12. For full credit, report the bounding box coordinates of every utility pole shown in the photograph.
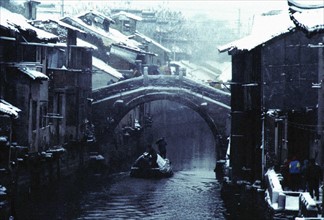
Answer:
[237,8,241,37]
[60,0,64,18]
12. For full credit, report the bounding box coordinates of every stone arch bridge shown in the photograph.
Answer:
[91,74,231,157]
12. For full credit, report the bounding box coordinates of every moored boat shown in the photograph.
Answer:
[264,169,319,219]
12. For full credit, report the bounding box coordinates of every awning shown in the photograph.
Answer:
[18,66,49,80]
[0,99,21,118]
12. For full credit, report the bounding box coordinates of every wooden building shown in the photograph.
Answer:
[61,10,154,72]
[0,6,93,155]
[111,11,142,35]
[130,32,171,66]
[0,99,21,169]
[219,9,324,181]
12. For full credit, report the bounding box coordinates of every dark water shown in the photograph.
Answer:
[74,108,227,219]
[14,103,227,219]
[75,170,225,220]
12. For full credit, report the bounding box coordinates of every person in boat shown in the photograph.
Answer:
[156,137,167,159]
[146,144,158,167]
[305,158,322,200]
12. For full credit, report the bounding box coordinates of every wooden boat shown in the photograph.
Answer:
[130,152,173,178]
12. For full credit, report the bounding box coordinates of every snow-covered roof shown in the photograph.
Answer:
[110,44,139,64]
[218,7,324,53]
[0,7,58,42]
[108,27,141,49]
[218,11,294,53]
[0,99,21,118]
[61,16,142,51]
[133,32,171,53]
[289,8,324,33]
[40,18,86,33]
[78,10,115,23]
[92,57,123,79]
[112,43,156,56]
[171,60,220,83]
[18,66,49,80]
[111,11,143,21]
[77,38,98,50]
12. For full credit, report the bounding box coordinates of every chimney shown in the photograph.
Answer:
[24,0,40,20]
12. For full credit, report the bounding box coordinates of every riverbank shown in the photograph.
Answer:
[220,169,324,220]
[221,178,267,220]
[0,137,140,219]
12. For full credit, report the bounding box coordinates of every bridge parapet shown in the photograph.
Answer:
[92,74,231,159]
[92,75,230,106]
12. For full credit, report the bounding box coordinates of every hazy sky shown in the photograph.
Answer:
[29,0,290,18]
[13,0,322,20]
[85,0,288,17]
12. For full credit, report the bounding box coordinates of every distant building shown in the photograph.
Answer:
[109,11,171,66]
[78,10,115,32]
[36,2,61,20]
[129,32,171,66]
[61,10,155,71]
[111,11,142,35]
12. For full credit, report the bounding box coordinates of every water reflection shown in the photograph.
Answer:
[14,103,226,219]
[150,102,217,172]
[75,105,225,219]
[76,171,225,219]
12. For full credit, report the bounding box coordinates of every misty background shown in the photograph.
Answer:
[8,0,289,64]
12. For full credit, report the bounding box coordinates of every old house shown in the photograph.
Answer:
[110,11,171,69]
[60,11,154,72]
[0,7,58,153]
[112,8,191,62]
[219,8,324,181]
[32,19,125,92]
[1,6,93,157]
[111,11,142,35]
[129,32,171,66]
[78,10,115,32]
[30,18,94,144]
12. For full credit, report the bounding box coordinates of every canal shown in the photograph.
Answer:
[13,103,227,219]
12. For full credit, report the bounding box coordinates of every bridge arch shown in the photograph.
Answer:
[92,75,230,158]
[111,92,219,141]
